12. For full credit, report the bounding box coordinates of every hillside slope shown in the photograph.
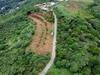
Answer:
[48,0,100,75]
[0,0,51,75]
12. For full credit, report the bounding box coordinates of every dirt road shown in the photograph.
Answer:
[39,11,57,75]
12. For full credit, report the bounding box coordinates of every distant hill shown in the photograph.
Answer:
[0,0,28,14]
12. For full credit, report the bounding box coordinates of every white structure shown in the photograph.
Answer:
[1,7,6,10]
[49,2,56,6]
[58,0,68,1]
[34,2,56,11]
[16,7,19,9]
[51,32,54,36]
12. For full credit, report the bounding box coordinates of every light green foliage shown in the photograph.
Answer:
[0,15,50,75]
[89,0,100,19]
[0,0,51,75]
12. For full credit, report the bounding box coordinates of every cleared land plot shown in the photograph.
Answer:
[28,13,53,54]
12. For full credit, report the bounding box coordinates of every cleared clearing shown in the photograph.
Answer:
[28,13,53,54]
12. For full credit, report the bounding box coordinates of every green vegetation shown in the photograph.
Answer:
[0,0,100,75]
[48,0,100,75]
[0,0,51,75]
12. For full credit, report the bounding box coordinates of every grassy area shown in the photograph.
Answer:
[56,0,94,18]
[71,0,94,3]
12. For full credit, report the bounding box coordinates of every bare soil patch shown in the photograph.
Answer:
[28,13,53,54]
[64,1,80,13]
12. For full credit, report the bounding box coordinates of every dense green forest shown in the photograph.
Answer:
[48,0,100,75]
[0,0,51,75]
[0,0,100,75]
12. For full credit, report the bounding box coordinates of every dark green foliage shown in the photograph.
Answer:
[0,49,49,75]
[49,1,100,75]
[89,0,100,19]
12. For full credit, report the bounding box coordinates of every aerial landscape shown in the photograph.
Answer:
[0,0,100,75]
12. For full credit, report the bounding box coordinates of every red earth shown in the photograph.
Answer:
[28,13,53,54]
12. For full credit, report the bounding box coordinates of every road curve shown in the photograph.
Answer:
[39,11,57,75]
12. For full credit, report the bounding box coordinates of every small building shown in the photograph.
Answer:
[34,2,56,11]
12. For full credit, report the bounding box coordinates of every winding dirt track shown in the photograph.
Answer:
[39,11,57,75]
[28,13,53,54]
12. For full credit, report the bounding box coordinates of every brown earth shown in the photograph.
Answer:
[67,1,80,12]
[63,1,80,13]
[28,13,53,54]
